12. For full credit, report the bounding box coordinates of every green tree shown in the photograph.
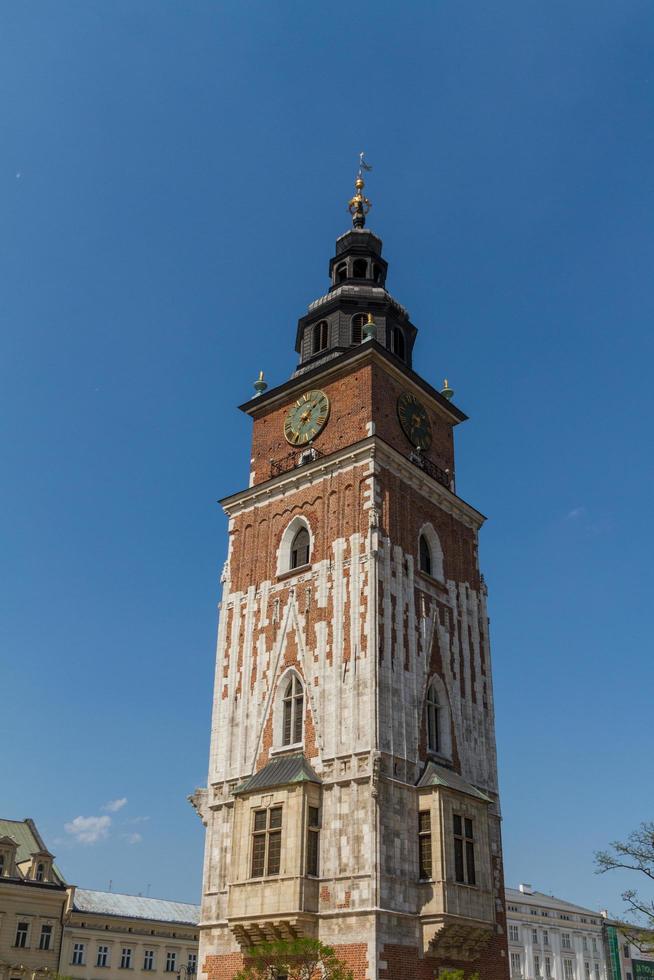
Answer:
[232,938,354,980]
[596,821,654,952]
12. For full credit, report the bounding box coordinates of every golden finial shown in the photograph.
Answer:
[348,152,372,228]
[253,370,268,397]
[362,312,377,342]
[440,378,454,401]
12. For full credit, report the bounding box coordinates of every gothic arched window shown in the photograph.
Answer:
[351,313,367,345]
[290,527,310,569]
[419,534,432,576]
[426,681,441,754]
[282,674,304,746]
[353,258,368,279]
[391,327,406,361]
[313,320,328,354]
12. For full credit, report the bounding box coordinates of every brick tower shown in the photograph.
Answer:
[192,164,510,980]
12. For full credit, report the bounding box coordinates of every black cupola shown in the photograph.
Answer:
[294,161,418,376]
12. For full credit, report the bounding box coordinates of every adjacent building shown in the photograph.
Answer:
[605,921,654,980]
[0,819,199,980]
[506,884,607,980]
[61,889,199,980]
[0,819,68,980]
[194,167,510,978]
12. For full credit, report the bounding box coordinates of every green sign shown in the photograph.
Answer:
[633,961,654,980]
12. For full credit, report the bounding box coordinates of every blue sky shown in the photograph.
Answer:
[2,1,653,913]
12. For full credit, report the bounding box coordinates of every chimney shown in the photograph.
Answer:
[519,883,534,895]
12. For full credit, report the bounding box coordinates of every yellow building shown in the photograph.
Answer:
[0,819,68,980]
[62,888,200,980]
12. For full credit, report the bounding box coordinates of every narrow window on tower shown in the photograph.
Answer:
[353,258,368,279]
[335,262,347,283]
[418,810,432,879]
[390,326,406,360]
[351,313,367,345]
[251,806,283,877]
[282,674,304,746]
[419,534,432,575]
[35,862,45,882]
[453,813,476,885]
[426,681,440,753]
[373,263,383,283]
[306,806,320,876]
[312,320,328,354]
[290,527,310,569]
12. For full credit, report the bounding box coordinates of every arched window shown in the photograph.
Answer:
[373,263,383,284]
[282,674,304,745]
[352,258,368,279]
[336,263,347,283]
[426,682,440,753]
[0,854,5,877]
[313,320,328,354]
[391,327,406,360]
[417,524,444,582]
[35,862,44,882]
[290,527,310,569]
[419,534,432,576]
[351,313,367,345]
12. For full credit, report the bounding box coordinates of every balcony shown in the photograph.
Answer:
[408,449,453,491]
[270,447,323,478]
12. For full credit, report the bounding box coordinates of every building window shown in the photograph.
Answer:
[35,862,45,881]
[419,534,432,575]
[120,948,132,969]
[418,810,432,880]
[585,963,591,980]
[352,259,367,279]
[426,681,441,753]
[533,929,538,943]
[592,939,597,954]
[97,946,109,968]
[390,326,406,360]
[282,674,304,745]
[39,925,53,951]
[165,953,177,973]
[564,960,575,980]
[562,933,572,950]
[583,938,589,953]
[72,943,86,965]
[312,320,328,354]
[509,925,520,943]
[143,951,154,971]
[624,946,630,959]
[251,806,283,877]
[535,955,541,976]
[453,813,476,885]
[306,806,320,877]
[0,854,4,876]
[290,527,310,569]
[511,952,522,977]
[15,922,29,949]
[544,930,549,945]
[187,954,197,975]
[594,966,600,980]
[335,262,347,283]
[545,957,552,978]
[351,313,367,345]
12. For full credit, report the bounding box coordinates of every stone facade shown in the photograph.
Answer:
[194,205,510,979]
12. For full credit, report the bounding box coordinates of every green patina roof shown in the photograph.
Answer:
[0,818,66,884]
[234,754,321,795]
[417,761,493,802]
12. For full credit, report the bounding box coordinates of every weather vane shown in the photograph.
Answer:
[348,151,372,228]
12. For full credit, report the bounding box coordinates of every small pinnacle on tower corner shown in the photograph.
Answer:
[348,152,373,229]
[253,370,268,397]
[441,378,454,400]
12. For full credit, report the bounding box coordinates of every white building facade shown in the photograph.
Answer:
[506,885,607,980]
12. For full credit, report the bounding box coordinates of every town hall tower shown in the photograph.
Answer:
[192,166,510,980]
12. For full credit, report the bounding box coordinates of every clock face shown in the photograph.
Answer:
[284,389,330,446]
[397,391,432,451]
